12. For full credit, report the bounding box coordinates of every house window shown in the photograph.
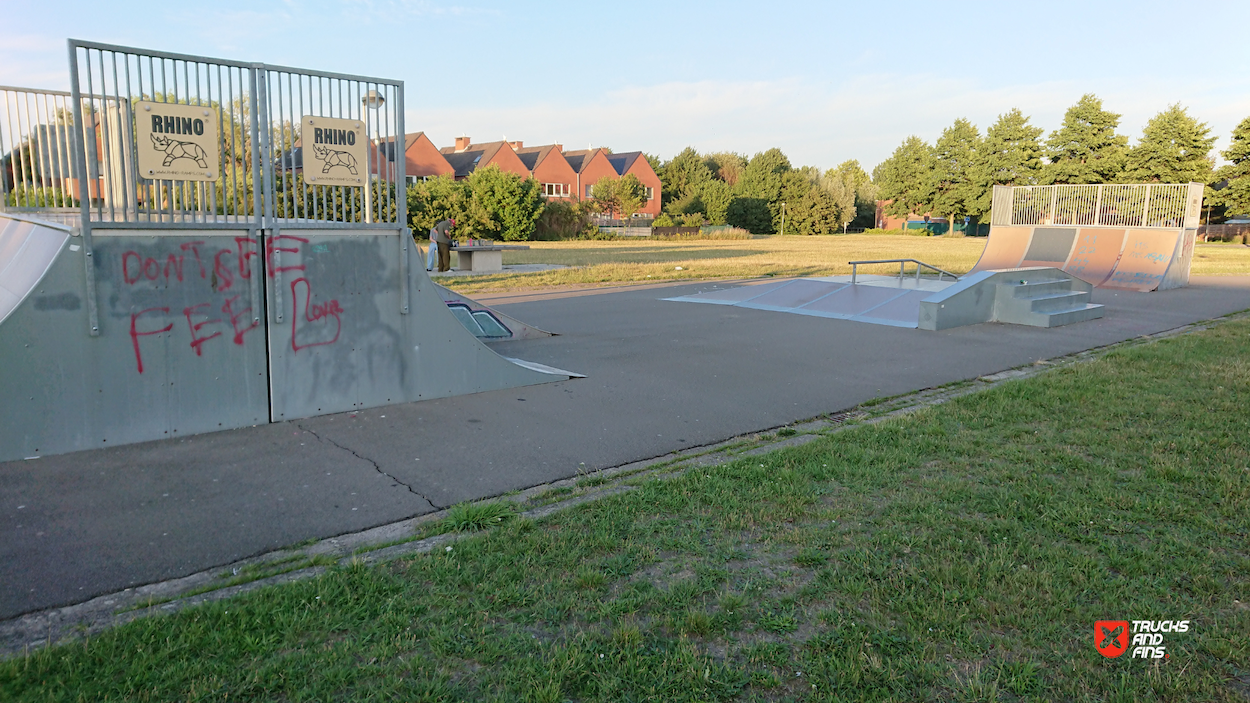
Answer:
[644,186,654,200]
[585,185,593,199]
[543,183,568,197]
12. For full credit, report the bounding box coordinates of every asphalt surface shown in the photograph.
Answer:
[3,275,1249,620]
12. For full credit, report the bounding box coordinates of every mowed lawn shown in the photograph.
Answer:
[4,317,1247,701]
[442,235,1250,294]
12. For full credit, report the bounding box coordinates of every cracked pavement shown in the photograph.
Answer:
[2,275,1249,621]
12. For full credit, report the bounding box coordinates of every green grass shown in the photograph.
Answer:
[3,319,1249,701]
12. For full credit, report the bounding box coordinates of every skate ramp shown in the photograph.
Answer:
[665,275,956,329]
[0,213,579,462]
[435,283,556,342]
[0,214,72,327]
[979,183,1201,291]
[971,225,1195,291]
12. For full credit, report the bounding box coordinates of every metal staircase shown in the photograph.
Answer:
[995,271,1105,328]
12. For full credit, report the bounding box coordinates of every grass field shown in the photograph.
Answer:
[4,316,1247,701]
[440,236,1250,294]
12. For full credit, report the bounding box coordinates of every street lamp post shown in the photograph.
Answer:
[781,202,786,236]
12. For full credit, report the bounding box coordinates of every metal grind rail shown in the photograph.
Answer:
[849,259,960,284]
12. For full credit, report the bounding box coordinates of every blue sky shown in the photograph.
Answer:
[3,0,1248,172]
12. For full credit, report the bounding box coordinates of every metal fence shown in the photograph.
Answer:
[61,39,406,229]
[0,86,87,212]
[990,183,1203,229]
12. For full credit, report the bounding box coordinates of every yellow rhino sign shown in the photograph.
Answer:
[136,101,220,182]
[303,115,367,187]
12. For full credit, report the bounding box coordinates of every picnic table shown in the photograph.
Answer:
[453,243,529,272]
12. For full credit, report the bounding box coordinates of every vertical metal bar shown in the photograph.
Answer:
[274,71,287,223]
[0,92,8,208]
[297,73,307,221]
[258,69,275,228]
[83,51,102,220]
[362,81,373,224]
[395,81,406,228]
[248,65,263,230]
[1141,185,1151,228]
[270,226,283,323]
[1094,184,1103,227]
[68,41,100,336]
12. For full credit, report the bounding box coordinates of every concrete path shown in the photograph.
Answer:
[3,275,1248,620]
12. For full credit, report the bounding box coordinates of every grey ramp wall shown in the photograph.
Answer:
[0,221,570,462]
[265,231,564,422]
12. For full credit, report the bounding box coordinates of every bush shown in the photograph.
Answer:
[535,200,596,239]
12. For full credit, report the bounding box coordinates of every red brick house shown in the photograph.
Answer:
[371,131,454,184]
[514,143,576,200]
[606,151,661,218]
[562,148,619,203]
[439,137,530,180]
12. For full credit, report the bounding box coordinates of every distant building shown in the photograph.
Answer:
[606,151,661,218]
[514,143,576,200]
[562,148,619,203]
[439,137,529,180]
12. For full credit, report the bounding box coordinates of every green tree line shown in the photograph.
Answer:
[875,95,1250,228]
[650,148,877,234]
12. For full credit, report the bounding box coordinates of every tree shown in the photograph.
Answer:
[819,171,858,232]
[407,175,469,234]
[1211,116,1250,216]
[824,160,878,228]
[695,179,734,225]
[1122,104,1216,184]
[873,136,934,221]
[786,187,840,235]
[973,108,1043,216]
[463,165,545,241]
[591,173,647,219]
[737,148,793,233]
[930,118,983,225]
[1043,94,1129,184]
[725,197,772,233]
[659,147,712,207]
[704,152,745,186]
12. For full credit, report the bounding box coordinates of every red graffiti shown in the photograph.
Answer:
[179,240,207,278]
[130,307,174,374]
[267,235,308,278]
[213,249,235,291]
[234,237,258,279]
[290,277,342,352]
[163,253,184,282]
[123,251,187,284]
[222,295,258,345]
[183,302,223,356]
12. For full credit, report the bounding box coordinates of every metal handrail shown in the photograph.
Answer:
[849,259,960,284]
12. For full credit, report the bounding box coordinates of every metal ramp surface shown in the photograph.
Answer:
[665,275,957,329]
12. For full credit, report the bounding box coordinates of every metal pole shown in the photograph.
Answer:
[67,41,101,336]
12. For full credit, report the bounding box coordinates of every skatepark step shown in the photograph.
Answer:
[920,267,1104,330]
[996,277,1103,326]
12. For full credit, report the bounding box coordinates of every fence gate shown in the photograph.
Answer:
[0,40,570,462]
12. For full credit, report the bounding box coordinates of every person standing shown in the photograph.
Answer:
[430,217,455,273]
[426,227,438,272]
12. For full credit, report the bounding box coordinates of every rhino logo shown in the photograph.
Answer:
[312,143,358,175]
[150,134,209,168]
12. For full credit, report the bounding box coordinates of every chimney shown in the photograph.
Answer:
[554,144,562,152]
[454,135,471,152]
[508,140,523,150]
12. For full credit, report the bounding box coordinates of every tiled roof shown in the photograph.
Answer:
[607,151,645,175]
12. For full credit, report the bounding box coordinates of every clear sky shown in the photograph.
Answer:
[3,0,1248,172]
